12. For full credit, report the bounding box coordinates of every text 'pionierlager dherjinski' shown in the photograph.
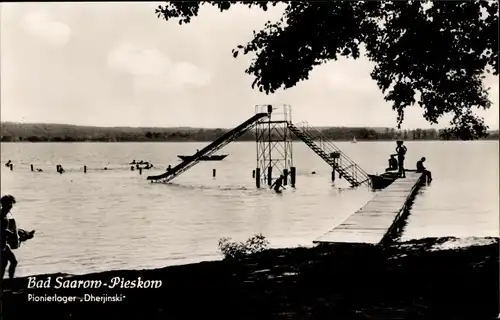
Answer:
[27,276,163,289]
[28,293,126,304]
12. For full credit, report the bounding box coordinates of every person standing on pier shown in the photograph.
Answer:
[395,141,407,178]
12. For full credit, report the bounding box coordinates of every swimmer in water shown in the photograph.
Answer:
[270,174,285,193]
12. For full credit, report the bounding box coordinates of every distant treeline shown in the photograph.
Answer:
[0,122,498,142]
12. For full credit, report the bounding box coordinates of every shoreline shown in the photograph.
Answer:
[2,236,498,319]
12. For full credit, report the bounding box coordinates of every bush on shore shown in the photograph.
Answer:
[218,234,270,259]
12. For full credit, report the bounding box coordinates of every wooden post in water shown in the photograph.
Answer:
[213,169,216,177]
[252,170,255,178]
[31,164,34,172]
[56,165,60,173]
[9,164,13,171]
[283,169,289,186]
[331,153,340,182]
[255,168,261,188]
[290,167,296,187]
[84,166,87,173]
[267,167,272,186]
[139,168,142,175]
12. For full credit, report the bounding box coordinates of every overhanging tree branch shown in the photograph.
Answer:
[156,0,499,140]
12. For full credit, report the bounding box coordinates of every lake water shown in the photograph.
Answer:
[1,141,498,277]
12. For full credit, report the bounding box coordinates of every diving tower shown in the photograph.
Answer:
[147,104,369,188]
[254,104,294,187]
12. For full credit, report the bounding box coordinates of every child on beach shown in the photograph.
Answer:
[1,195,35,280]
[1,195,18,280]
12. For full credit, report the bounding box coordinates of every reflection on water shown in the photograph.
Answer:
[1,141,498,277]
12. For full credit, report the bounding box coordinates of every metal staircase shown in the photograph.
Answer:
[147,112,269,183]
[288,121,370,187]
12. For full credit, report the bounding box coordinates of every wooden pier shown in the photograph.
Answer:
[314,172,425,245]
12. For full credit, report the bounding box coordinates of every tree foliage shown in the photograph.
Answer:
[156,1,498,139]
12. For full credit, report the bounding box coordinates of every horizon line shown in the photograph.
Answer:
[2,121,498,131]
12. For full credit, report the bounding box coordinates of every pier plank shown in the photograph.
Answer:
[314,172,424,244]
[317,229,386,244]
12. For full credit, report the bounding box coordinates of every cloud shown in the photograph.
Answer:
[22,10,71,46]
[107,44,168,76]
[107,43,211,91]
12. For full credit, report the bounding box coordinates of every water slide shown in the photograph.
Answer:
[147,112,269,183]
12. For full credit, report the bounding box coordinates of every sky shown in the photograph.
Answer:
[1,2,498,129]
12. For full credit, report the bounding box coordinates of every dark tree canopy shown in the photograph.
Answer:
[156,1,499,140]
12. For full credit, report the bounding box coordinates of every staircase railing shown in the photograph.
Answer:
[290,121,370,186]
